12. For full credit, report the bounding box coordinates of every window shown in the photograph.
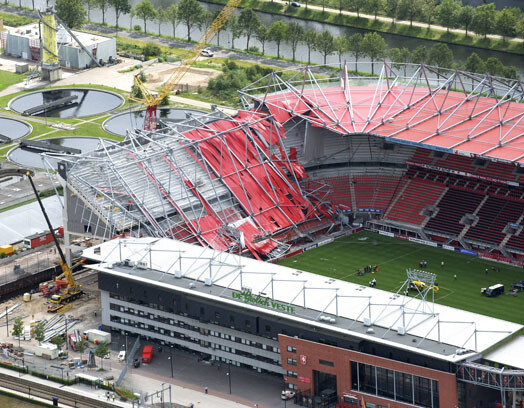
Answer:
[287,345,296,353]
[319,359,334,367]
[351,362,438,408]
[287,358,297,366]
[286,370,298,378]
[286,383,298,391]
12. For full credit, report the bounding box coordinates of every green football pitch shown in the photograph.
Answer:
[278,231,524,325]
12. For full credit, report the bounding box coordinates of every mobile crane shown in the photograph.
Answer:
[24,171,83,313]
[130,0,241,130]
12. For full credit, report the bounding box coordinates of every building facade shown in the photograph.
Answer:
[85,238,524,408]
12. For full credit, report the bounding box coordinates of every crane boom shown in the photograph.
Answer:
[25,172,83,312]
[130,0,242,130]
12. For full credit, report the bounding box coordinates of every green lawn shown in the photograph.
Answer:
[0,70,25,93]
[278,231,524,324]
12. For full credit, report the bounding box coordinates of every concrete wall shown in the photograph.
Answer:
[5,34,31,59]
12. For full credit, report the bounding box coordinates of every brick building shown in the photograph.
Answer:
[83,237,524,408]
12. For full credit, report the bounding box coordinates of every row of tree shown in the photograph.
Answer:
[56,0,524,41]
[307,0,524,40]
[53,0,518,79]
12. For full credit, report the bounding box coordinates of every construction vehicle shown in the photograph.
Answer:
[409,280,439,293]
[130,0,241,130]
[24,172,83,313]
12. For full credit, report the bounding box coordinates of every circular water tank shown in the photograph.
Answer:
[56,27,71,44]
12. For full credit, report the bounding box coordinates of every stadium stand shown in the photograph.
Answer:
[353,175,402,212]
[386,178,445,225]
[424,188,485,236]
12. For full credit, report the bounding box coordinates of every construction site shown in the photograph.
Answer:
[0,0,523,407]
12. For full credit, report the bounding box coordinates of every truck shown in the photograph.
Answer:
[34,343,59,360]
[142,345,153,364]
[481,283,504,297]
[69,331,81,351]
[83,329,111,344]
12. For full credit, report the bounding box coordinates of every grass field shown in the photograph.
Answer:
[278,231,524,325]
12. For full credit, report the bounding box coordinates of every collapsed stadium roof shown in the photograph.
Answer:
[58,62,524,256]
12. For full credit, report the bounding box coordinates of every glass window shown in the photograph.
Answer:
[395,372,413,404]
[287,345,296,353]
[414,376,431,407]
[319,359,334,367]
[359,363,376,394]
[287,358,297,366]
[376,367,394,400]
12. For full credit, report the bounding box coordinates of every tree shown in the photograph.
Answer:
[86,0,96,21]
[166,4,179,37]
[495,8,517,41]
[109,0,131,36]
[457,5,474,38]
[428,43,453,69]
[385,0,398,23]
[464,52,486,74]
[348,0,366,18]
[503,66,518,79]
[51,335,65,352]
[156,7,168,36]
[177,0,203,42]
[347,32,363,72]
[95,342,110,369]
[422,0,438,28]
[95,0,110,25]
[12,317,24,350]
[389,47,411,76]
[238,9,260,51]
[228,15,243,49]
[437,0,460,32]
[76,338,88,361]
[333,35,348,68]
[269,20,287,59]
[397,0,423,27]
[256,25,270,55]
[411,45,427,64]
[485,57,505,76]
[55,0,86,29]
[471,3,496,38]
[134,0,157,34]
[361,31,386,75]
[286,22,304,62]
[200,10,214,33]
[32,321,45,344]
[314,30,335,65]
[365,0,383,21]
[303,29,317,64]
[211,10,227,46]
[516,18,524,39]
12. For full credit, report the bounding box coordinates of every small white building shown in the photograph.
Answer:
[1,23,116,69]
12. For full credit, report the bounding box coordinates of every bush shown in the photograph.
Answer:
[134,24,142,32]
[248,46,260,53]
[143,42,161,59]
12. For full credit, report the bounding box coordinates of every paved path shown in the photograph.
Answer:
[263,0,524,44]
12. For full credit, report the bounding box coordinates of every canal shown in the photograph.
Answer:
[9,0,524,77]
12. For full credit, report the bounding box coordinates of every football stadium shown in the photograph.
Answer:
[63,62,524,408]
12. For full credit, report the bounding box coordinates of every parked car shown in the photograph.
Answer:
[118,350,126,361]
[133,358,140,368]
[291,1,301,6]
[281,390,296,400]
[201,49,214,57]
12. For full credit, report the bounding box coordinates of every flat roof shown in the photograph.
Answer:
[83,238,522,363]
[7,24,112,47]
[484,336,524,370]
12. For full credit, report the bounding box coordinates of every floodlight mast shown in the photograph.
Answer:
[129,0,242,131]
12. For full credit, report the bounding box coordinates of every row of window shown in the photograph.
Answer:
[351,362,439,408]
[109,301,280,353]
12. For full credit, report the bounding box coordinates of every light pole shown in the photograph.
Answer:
[226,362,231,394]
[65,317,68,351]
[168,348,173,378]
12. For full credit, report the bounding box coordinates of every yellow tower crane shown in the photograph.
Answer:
[129,0,242,130]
